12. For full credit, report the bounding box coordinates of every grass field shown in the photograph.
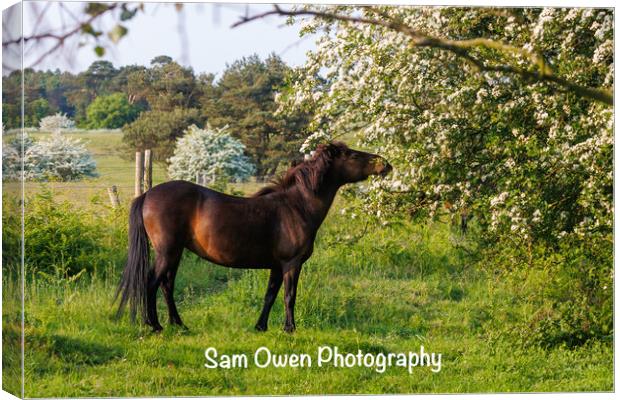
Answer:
[17,130,264,204]
[2,130,614,396]
[21,129,170,205]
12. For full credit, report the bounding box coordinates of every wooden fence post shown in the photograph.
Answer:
[143,149,152,191]
[107,185,120,208]
[135,151,144,197]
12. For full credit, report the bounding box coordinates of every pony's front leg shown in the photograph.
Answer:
[255,267,283,331]
[283,264,302,333]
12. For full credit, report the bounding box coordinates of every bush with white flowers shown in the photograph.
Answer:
[2,134,34,181]
[281,7,612,248]
[2,145,20,181]
[24,133,98,181]
[280,6,613,346]
[168,125,255,183]
[39,112,75,132]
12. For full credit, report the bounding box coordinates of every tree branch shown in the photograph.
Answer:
[233,5,612,106]
[3,3,119,67]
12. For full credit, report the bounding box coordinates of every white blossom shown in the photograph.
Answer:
[23,132,97,181]
[39,112,75,132]
[278,6,613,245]
[167,125,255,183]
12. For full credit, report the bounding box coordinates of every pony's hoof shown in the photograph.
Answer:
[171,321,188,331]
[283,324,296,333]
[151,325,164,333]
[255,323,267,332]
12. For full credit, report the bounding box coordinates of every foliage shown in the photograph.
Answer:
[280,6,613,346]
[120,56,206,159]
[39,112,76,131]
[168,125,255,183]
[2,144,20,181]
[31,98,51,124]
[2,194,22,268]
[2,133,35,181]
[122,108,201,161]
[127,56,201,111]
[201,54,311,177]
[9,208,613,396]
[2,189,127,276]
[24,132,98,181]
[485,233,613,349]
[282,6,613,246]
[85,92,140,128]
[3,56,309,176]
[2,62,146,129]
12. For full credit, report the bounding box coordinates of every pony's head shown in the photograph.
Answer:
[253,142,391,196]
[321,142,392,185]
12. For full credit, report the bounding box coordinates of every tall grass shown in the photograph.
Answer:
[1,130,612,396]
[2,199,612,397]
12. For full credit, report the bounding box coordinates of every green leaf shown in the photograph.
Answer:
[94,46,105,57]
[84,3,109,16]
[108,25,128,44]
[80,23,102,37]
[120,9,137,21]
[120,5,138,21]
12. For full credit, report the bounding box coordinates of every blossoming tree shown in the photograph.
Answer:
[234,6,613,343]
[264,6,613,250]
[168,125,255,184]
[24,133,98,181]
[39,112,76,132]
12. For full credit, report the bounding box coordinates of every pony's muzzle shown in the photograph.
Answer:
[378,160,392,177]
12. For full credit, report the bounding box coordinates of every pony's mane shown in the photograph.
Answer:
[253,142,348,197]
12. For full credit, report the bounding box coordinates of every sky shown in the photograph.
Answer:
[15,2,317,76]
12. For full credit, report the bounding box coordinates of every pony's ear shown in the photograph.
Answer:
[314,143,330,155]
[316,142,344,158]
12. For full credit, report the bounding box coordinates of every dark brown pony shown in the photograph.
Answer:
[116,142,391,332]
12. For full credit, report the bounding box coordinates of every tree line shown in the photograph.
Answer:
[2,54,311,177]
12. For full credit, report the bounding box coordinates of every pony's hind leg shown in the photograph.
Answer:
[160,251,185,327]
[145,269,164,332]
[147,248,183,332]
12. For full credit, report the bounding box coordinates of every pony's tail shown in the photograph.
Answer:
[115,193,150,323]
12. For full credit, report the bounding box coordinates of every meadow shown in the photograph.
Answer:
[2,130,613,396]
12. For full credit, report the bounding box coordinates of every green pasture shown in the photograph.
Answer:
[22,129,168,205]
[2,130,613,396]
[15,129,263,204]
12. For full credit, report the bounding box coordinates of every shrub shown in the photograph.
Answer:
[489,235,613,349]
[121,107,201,161]
[24,133,98,181]
[168,124,255,183]
[281,5,613,350]
[2,194,21,270]
[2,141,21,181]
[9,189,128,277]
[39,112,75,131]
[2,133,34,181]
[86,93,140,129]
[283,7,613,250]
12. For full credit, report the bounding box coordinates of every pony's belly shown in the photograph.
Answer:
[187,235,274,269]
[189,200,278,268]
